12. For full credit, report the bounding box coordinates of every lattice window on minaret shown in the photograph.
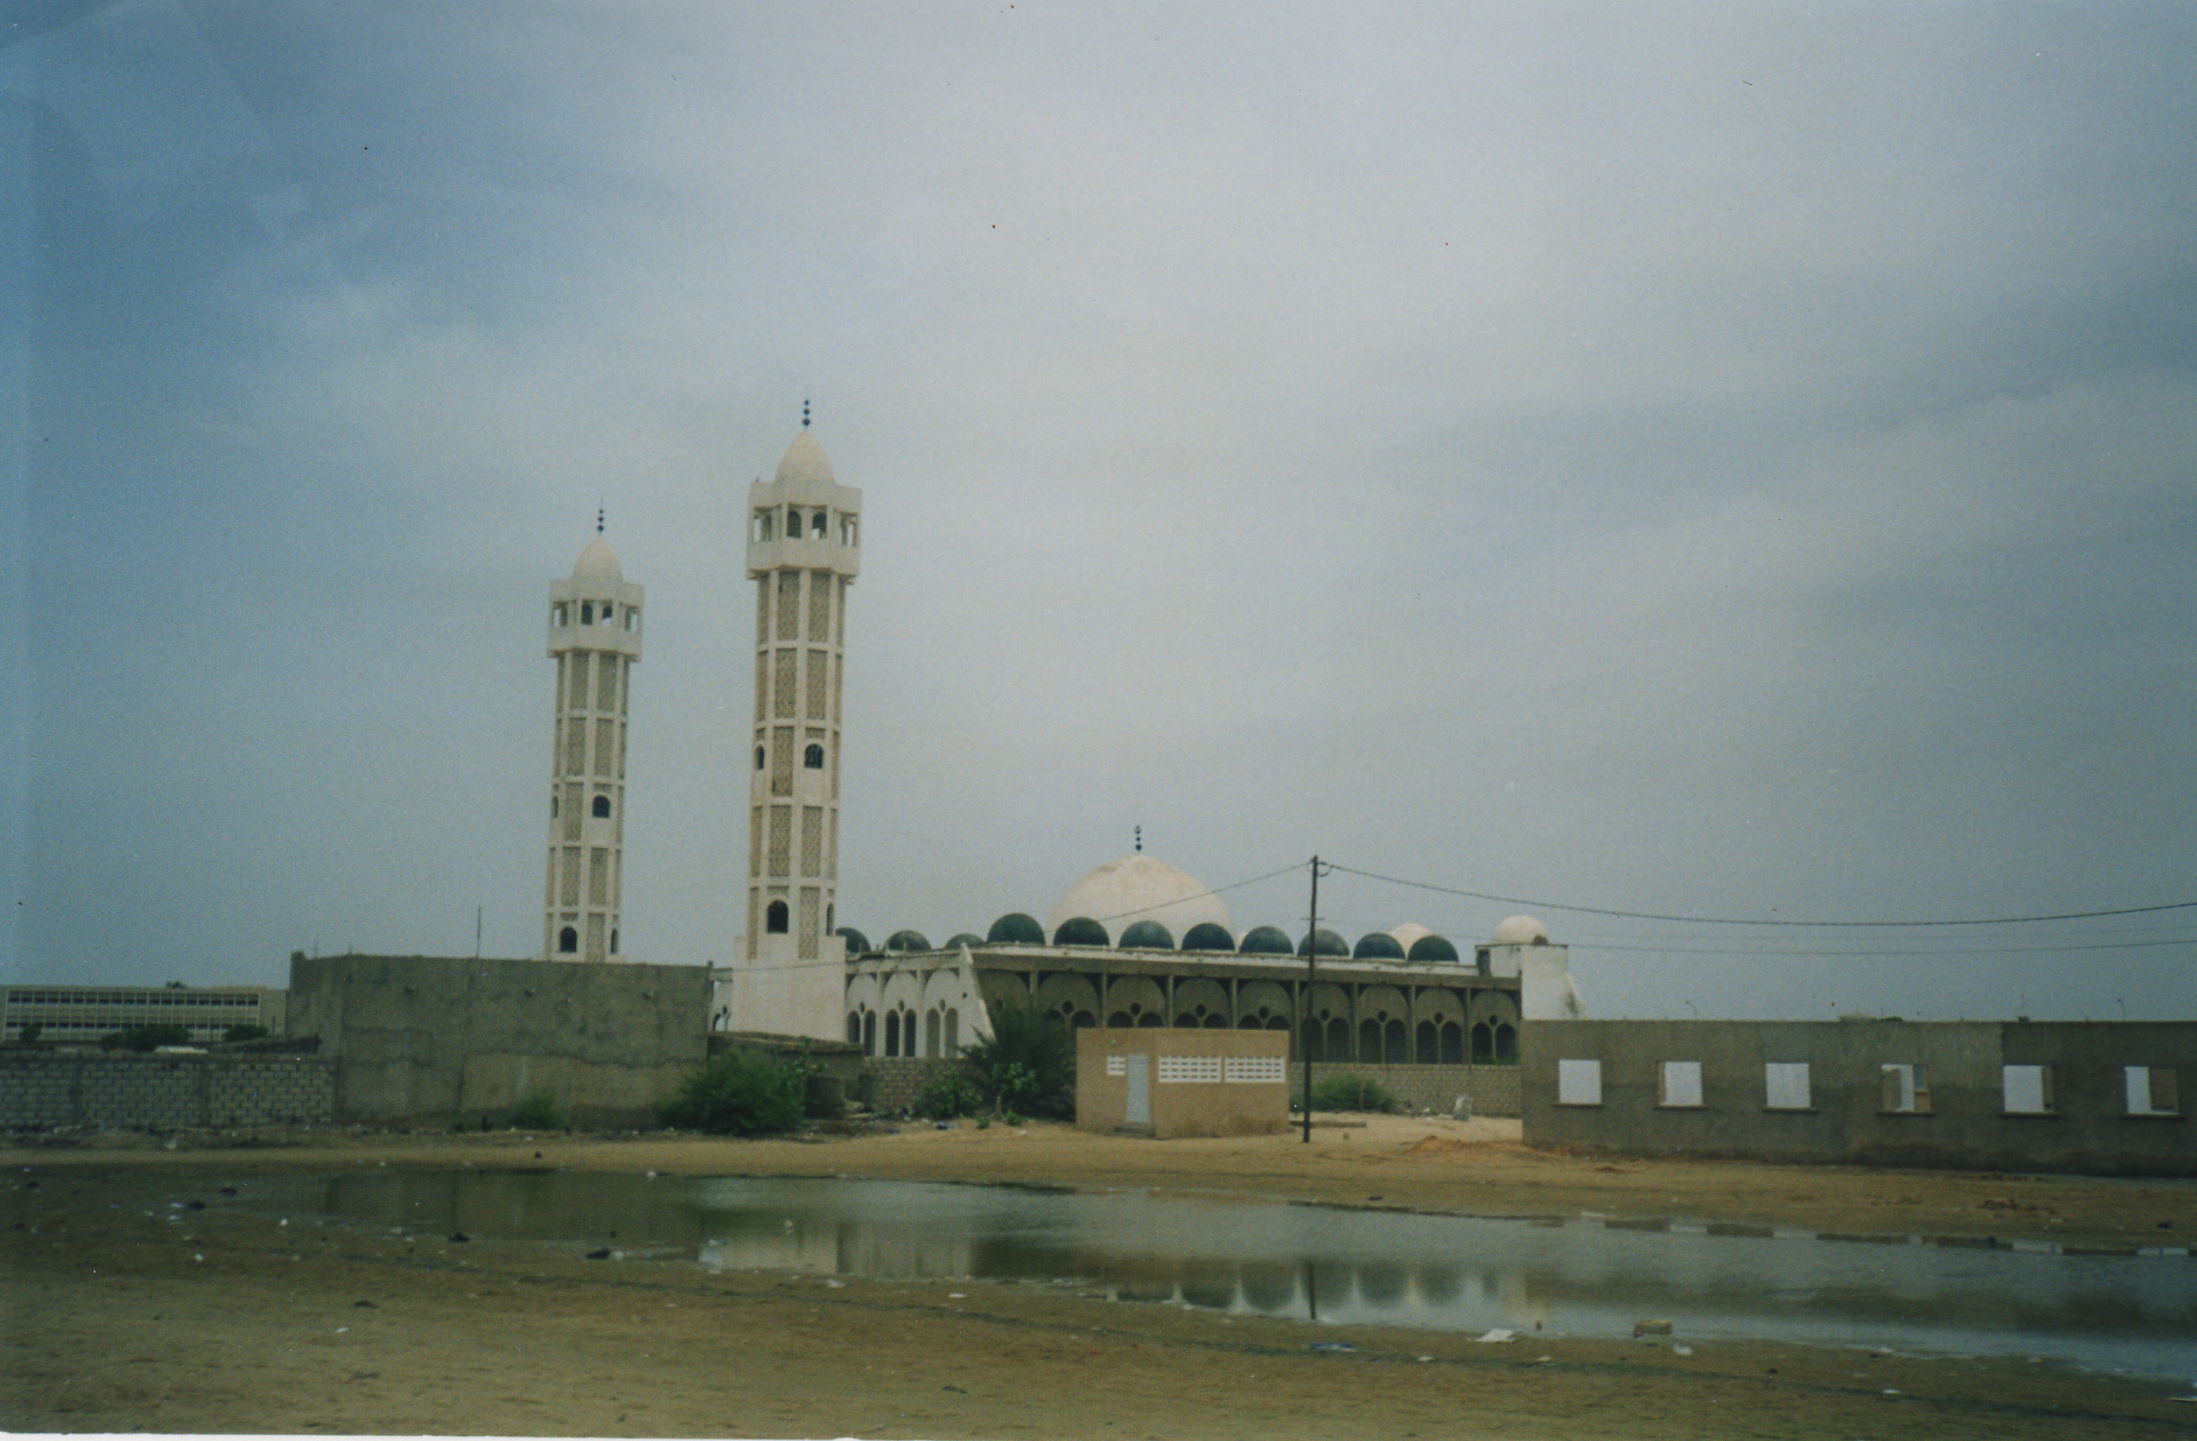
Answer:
[561,846,581,905]
[808,571,831,640]
[771,726,794,796]
[756,583,770,645]
[748,808,762,877]
[564,722,584,773]
[798,887,821,959]
[563,782,582,840]
[568,652,590,709]
[587,914,605,960]
[805,650,828,719]
[776,571,801,641]
[589,847,608,905]
[773,651,796,719]
[596,655,619,710]
[753,651,767,722]
[826,809,838,877]
[801,806,822,876]
[836,578,846,645]
[594,719,616,777]
[833,653,843,718]
[768,806,791,875]
[616,721,626,778]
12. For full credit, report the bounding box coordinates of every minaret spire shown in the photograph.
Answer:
[1134,825,1143,854]
[801,396,811,429]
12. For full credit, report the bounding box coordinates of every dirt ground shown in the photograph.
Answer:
[4,1118,2194,1439]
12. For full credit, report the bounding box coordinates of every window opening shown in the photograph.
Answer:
[755,746,766,770]
[1659,1060,1703,1107]
[755,511,772,542]
[766,900,789,934]
[811,510,827,538]
[804,743,825,769]
[1880,1063,1931,1113]
[1556,1059,1602,1106]
[2125,1066,2180,1116]
[1764,1062,1812,1110]
[626,608,639,632]
[552,604,568,626]
[557,926,578,954]
[2002,1064,2053,1115]
[580,601,594,624]
[591,795,611,818]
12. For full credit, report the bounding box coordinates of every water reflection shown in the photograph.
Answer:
[234,1171,2196,1380]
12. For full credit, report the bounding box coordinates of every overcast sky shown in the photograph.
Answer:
[8,0,2194,1020]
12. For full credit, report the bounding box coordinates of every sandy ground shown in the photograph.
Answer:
[4,1118,2194,1439]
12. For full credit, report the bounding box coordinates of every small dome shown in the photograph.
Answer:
[884,929,931,953]
[1239,925,1294,955]
[834,926,871,955]
[986,912,1045,945]
[774,430,836,487]
[1407,934,1461,963]
[1298,929,1349,958]
[1182,922,1236,952]
[571,536,623,585]
[1352,932,1404,960]
[1389,923,1433,953]
[1053,916,1110,947]
[944,932,983,951]
[1118,920,1174,950]
[1491,915,1550,945]
[1047,855,1233,939]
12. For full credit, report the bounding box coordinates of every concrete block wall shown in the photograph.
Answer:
[860,1057,957,1114]
[1290,1062,1520,1116]
[0,1052,334,1130]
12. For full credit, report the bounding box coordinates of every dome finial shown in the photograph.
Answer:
[1134,824,1142,854]
[801,396,811,429]
[595,506,604,535]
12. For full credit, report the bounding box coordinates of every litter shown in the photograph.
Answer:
[1307,1342,1356,1353]
[1474,1329,1516,1344]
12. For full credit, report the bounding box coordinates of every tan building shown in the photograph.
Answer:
[1076,1026,1291,1138]
[543,525,643,961]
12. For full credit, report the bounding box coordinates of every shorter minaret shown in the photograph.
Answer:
[543,518,643,961]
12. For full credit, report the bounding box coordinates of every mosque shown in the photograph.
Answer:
[542,416,1583,1067]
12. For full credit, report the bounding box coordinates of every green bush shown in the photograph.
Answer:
[1302,1074,1399,1114]
[961,1005,1074,1119]
[911,1072,984,1120]
[99,1024,192,1052]
[510,1090,566,1130]
[222,1023,270,1043]
[656,1050,808,1136]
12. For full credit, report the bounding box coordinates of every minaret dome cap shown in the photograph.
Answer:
[774,430,837,486]
[571,536,623,585]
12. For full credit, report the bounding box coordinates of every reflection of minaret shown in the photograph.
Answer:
[736,410,862,1037]
[544,520,643,961]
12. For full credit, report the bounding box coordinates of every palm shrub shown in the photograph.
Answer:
[911,1072,984,1120]
[657,1050,809,1135]
[1304,1073,1399,1114]
[960,1005,1074,1119]
[510,1089,566,1130]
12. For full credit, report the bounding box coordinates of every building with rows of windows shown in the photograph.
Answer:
[2,983,286,1044]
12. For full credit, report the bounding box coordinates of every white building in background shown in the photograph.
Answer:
[543,525,643,962]
[729,415,863,1039]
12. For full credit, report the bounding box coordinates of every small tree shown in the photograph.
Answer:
[100,1024,192,1052]
[960,1005,1074,1119]
[510,1090,566,1130]
[1301,1073,1399,1114]
[657,1050,808,1135]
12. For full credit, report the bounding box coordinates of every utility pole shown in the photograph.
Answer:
[1301,854,1321,1144]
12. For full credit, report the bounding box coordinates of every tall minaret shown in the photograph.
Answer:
[543,519,643,962]
[737,410,861,1037]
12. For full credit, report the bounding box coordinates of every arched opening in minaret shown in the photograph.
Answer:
[754,510,772,542]
[557,926,577,954]
[810,510,827,538]
[591,795,611,818]
[580,602,594,624]
[804,744,825,769]
[766,901,789,934]
[755,747,765,770]
[610,928,619,953]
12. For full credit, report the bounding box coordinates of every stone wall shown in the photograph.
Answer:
[860,1057,957,1114]
[1290,1062,1519,1116]
[0,1051,334,1130]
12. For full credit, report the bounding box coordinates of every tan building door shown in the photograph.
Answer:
[1125,1055,1150,1125]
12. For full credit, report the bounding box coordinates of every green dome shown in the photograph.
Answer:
[1352,932,1405,959]
[1407,934,1461,962]
[1297,928,1348,958]
[1239,925,1294,955]
[944,932,983,951]
[884,929,931,953]
[1118,920,1174,949]
[834,926,872,955]
[1053,916,1110,947]
[1182,922,1236,951]
[986,912,1045,945]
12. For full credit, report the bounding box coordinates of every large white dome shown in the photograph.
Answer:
[1046,855,1233,941]
[774,430,836,486]
[570,536,623,585]
[1491,914,1550,945]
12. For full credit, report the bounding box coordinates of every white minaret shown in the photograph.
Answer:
[735,410,861,1037]
[543,520,643,962]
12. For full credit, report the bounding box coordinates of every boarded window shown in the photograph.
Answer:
[771,727,794,796]
[594,719,615,776]
[1880,1063,1931,1113]
[808,571,831,640]
[1556,1058,1602,1106]
[563,781,582,840]
[1764,1062,1812,1111]
[1658,1060,1703,1108]
[2124,1066,2179,1115]
[560,846,580,905]
[588,847,608,904]
[776,572,800,640]
[2002,1064,2053,1115]
[597,655,619,710]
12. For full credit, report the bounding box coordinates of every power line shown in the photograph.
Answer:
[1087,862,1306,927]
[1325,863,2197,929]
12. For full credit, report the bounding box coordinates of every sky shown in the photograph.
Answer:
[6,0,2194,1021]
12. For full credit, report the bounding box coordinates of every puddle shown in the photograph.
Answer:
[227,1170,2195,1381]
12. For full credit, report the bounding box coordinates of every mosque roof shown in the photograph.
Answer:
[774,430,836,486]
[1389,922,1433,953]
[571,536,623,585]
[1046,854,1233,938]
